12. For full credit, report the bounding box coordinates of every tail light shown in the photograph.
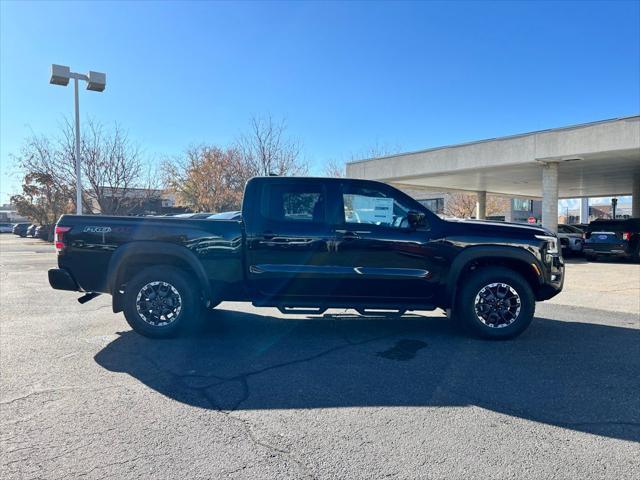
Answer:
[622,232,631,241]
[54,226,71,254]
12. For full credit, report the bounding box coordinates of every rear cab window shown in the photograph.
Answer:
[260,182,327,224]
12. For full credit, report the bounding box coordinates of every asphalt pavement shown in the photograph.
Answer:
[1,234,639,479]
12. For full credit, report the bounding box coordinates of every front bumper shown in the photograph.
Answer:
[537,254,564,301]
[48,268,80,291]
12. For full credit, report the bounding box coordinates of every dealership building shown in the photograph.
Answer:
[346,116,640,231]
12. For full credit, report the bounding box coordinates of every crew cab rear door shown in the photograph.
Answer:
[244,178,336,299]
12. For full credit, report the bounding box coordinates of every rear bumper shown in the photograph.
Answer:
[48,268,80,291]
[583,246,631,257]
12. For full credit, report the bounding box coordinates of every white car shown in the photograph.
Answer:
[557,224,584,254]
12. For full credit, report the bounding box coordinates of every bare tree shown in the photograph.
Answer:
[323,142,401,179]
[445,192,510,219]
[13,133,75,208]
[349,141,403,162]
[60,119,154,215]
[445,192,478,218]
[236,115,308,176]
[323,159,345,178]
[13,119,157,216]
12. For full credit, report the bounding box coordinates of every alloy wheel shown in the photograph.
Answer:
[474,282,521,328]
[135,281,183,326]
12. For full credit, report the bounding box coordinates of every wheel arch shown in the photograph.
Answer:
[446,246,545,308]
[107,241,212,313]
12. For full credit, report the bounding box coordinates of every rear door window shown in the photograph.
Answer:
[261,183,326,224]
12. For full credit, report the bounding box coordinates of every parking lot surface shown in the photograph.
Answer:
[1,234,639,479]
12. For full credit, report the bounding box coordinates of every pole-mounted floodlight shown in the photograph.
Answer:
[49,64,106,214]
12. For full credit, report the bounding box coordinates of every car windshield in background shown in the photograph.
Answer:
[559,225,583,234]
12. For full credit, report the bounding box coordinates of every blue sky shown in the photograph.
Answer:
[1,0,639,206]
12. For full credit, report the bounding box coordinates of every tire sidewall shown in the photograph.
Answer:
[456,267,535,340]
[123,266,200,338]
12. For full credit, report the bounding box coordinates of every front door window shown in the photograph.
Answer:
[342,186,419,229]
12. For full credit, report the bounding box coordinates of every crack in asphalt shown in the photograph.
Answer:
[0,385,122,406]
[130,324,404,411]
[99,322,410,479]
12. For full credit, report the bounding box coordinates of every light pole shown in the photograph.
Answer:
[50,64,106,215]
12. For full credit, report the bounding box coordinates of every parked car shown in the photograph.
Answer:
[12,223,30,237]
[207,211,242,220]
[35,224,54,241]
[48,176,564,340]
[557,224,584,255]
[26,224,38,237]
[583,218,640,262]
[0,222,14,233]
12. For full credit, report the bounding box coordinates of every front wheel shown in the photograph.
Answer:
[122,266,202,338]
[453,267,535,340]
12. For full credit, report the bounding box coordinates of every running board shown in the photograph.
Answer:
[277,306,327,315]
[355,308,406,316]
[255,300,435,316]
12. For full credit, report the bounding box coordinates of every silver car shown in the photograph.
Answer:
[558,224,584,254]
[0,222,14,233]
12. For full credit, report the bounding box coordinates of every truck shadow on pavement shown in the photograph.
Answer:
[94,309,640,443]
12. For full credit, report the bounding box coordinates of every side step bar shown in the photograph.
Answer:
[277,306,327,315]
[257,301,435,316]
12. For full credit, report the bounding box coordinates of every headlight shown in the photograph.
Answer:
[535,235,559,254]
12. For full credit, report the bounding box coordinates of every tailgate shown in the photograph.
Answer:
[585,231,626,250]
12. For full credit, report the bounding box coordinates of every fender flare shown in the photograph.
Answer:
[445,245,544,307]
[107,241,213,309]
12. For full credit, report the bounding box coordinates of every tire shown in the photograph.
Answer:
[453,267,535,340]
[122,266,202,338]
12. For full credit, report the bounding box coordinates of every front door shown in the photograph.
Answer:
[329,181,439,305]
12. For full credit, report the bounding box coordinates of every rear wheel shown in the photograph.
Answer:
[453,267,535,340]
[123,266,202,338]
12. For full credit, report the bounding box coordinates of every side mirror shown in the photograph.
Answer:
[407,210,426,228]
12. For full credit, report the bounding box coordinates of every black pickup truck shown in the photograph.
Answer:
[49,177,564,339]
